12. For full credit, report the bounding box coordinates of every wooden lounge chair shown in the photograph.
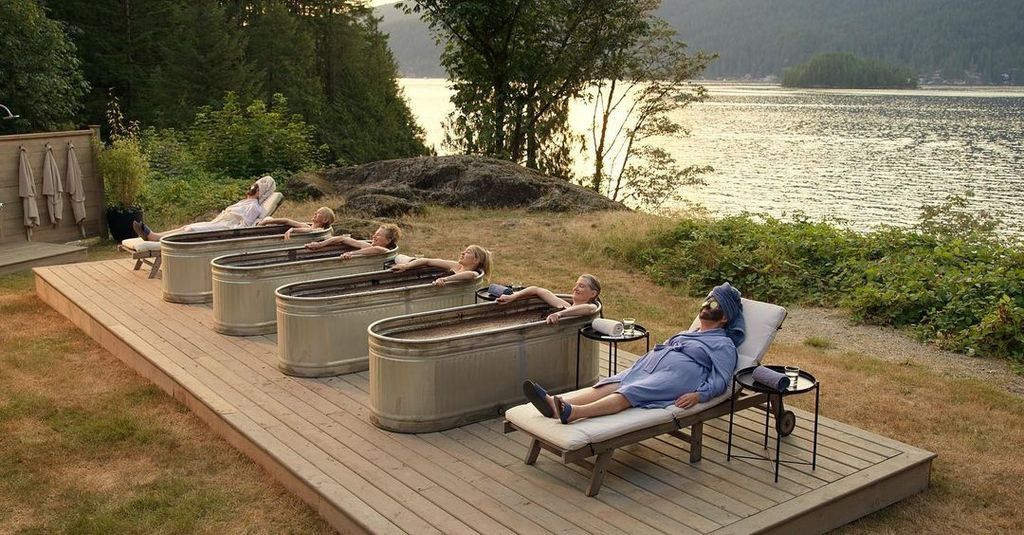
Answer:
[118,192,284,278]
[503,298,788,496]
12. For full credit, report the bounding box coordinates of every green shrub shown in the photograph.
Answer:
[189,92,325,179]
[138,173,249,231]
[804,336,834,349]
[631,214,863,305]
[140,127,205,179]
[98,138,148,209]
[613,196,1024,362]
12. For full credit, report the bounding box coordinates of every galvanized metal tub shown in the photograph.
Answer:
[160,225,330,304]
[275,267,483,377]
[368,296,601,433]
[211,243,398,336]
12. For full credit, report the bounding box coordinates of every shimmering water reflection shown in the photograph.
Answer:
[670,85,1024,234]
[400,80,1024,235]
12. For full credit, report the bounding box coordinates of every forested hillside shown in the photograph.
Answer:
[377,0,1024,84]
[40,0,425,163]
[782,53,918,88]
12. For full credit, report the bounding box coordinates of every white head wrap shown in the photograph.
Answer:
[255,175,276,204]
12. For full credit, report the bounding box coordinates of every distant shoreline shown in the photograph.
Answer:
[397,76,1021,89]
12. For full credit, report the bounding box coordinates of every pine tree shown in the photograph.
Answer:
[142,0,260,127]
[245,1,325,124]
[45,0,177,126]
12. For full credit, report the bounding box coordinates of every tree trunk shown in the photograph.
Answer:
[492,77,508,156]
[525,99,537,169]
[592,79,617,192]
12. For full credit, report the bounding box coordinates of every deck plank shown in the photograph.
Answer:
[1,241,86,276]
[71,262,421,534]
[86,261,570,535]
[84,262,491,535]
[33,260,936,535]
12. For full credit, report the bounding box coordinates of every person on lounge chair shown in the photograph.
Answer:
[390,244,492,287]
[133,176,276,241]
[258,206,336,239]
[496,274,601,325]
[524,283,745,424]
[304,223,401,260]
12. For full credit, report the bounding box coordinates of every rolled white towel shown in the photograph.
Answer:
[592,318,624,337]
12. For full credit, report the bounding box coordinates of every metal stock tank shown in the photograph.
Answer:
[210,243,397,336]
[367,295,600,433]
[275,267,482,377]
[160,225,329,304]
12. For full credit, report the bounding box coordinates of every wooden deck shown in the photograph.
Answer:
[34,259,935,534]
[0,241,86,277]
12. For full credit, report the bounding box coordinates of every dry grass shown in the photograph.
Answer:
[4,205,1023,532]
[781,345,1024,534]
[0,271,332,534]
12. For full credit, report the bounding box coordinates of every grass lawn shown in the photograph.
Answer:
[2,201,1022,533]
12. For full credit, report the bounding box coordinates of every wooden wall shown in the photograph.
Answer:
[0,128,106,244]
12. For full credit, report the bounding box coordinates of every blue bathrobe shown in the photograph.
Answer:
[595,328,737,408]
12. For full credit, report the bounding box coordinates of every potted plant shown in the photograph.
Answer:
[99,138,148,241]
[98,94,148,242]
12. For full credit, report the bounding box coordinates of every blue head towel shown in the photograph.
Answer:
[710,282,745,347]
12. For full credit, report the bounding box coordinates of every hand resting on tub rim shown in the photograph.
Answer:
[496,274,601,325]
[304,223,401,259]
[390,244,492,287]
[259,206,335,239]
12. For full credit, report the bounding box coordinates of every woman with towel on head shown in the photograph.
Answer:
[390,245,492,287]
[523,283,744,424]
[496,274,601,325]
[304,223,401,260]
[258,206,336,239]
[133,176,277,241]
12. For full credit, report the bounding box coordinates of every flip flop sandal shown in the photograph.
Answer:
[522,380,554,418]
[555,396,573,424]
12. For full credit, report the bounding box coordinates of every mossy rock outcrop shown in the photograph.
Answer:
[345,194,424,219]
[318,155,625,213]
[330,217,382,240]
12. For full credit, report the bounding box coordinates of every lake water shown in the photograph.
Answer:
[399,79,1024,235]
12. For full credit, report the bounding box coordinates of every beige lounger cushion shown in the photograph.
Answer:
[666,390,734,419]
[505,404,674,451]
[121,237,161,253]
[735,298,789,369]
[505,389,732,451]
[260,192,284,220]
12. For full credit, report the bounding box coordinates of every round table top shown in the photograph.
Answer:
[579,323,649,342]
[735,365,818,394]
[475,286,526,302]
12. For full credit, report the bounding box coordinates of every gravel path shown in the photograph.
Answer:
[779,306,1024,397]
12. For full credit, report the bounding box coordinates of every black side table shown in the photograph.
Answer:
[727,365,820,483]
[576,324,650,388]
